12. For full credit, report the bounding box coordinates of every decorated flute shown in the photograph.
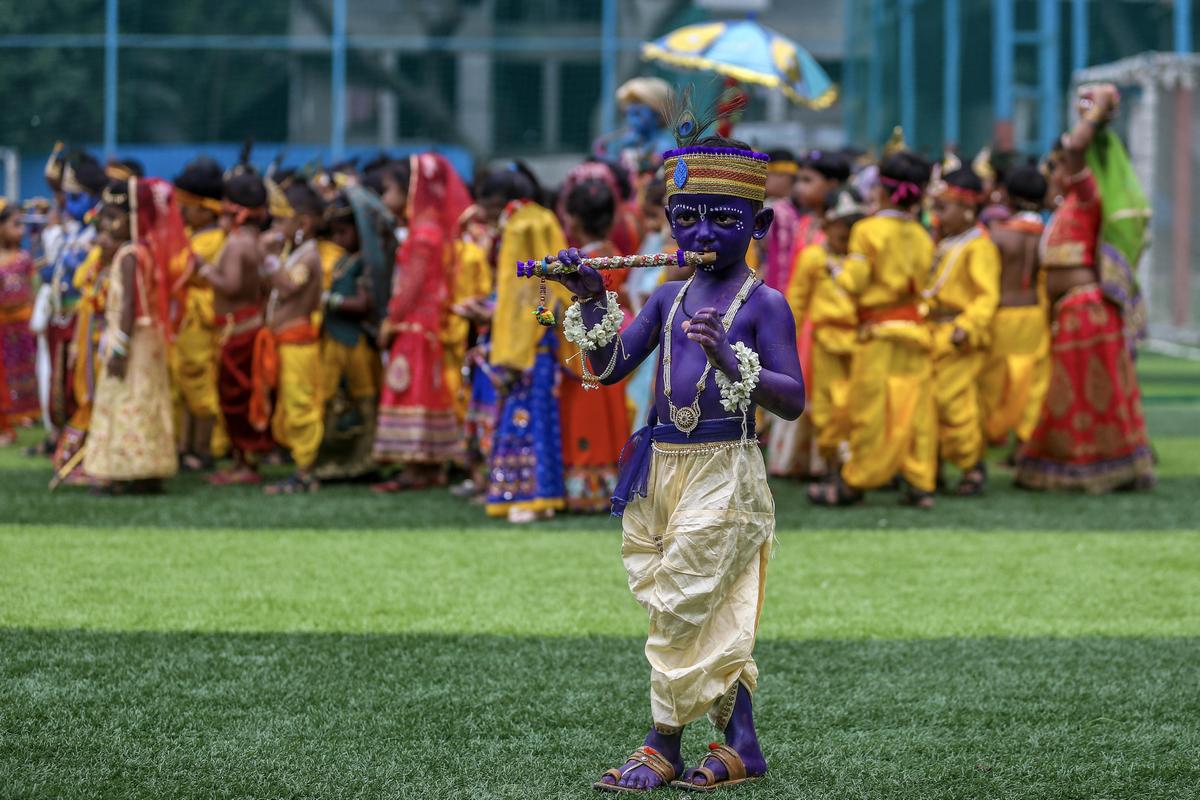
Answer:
[516,249,716,278]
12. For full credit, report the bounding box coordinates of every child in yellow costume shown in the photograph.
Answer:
[50,244,107,480]
[259,181,326,495]
[809,151,938,509]
[443,235,493,421]
[786,187,865,473]
[979,164,1051,450]
[314,191,386,481]
[926,168,1000,495]
[172,157,228,470]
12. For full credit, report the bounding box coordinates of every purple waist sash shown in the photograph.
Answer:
[610,414,754,517]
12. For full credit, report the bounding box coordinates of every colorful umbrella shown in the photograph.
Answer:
[642,19,837,110]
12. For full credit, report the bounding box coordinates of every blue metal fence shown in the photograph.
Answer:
[845,0,1195,155]
[0,0,628,161]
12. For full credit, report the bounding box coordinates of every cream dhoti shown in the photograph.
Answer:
[616,417,774,732]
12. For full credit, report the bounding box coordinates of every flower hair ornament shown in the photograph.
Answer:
[879,175,923,205]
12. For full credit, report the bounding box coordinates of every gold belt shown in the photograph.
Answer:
[652,438,758,456]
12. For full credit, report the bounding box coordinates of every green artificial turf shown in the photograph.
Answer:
[1,354,1198,798]
[2,528,1199,639]
[2,632,1198,799]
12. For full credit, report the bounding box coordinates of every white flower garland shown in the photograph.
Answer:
[563,291,622,352]
[715,341,762,413]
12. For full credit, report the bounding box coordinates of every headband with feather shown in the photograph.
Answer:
[657,84,768,202]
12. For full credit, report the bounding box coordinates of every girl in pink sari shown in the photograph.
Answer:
[0,203,38,443]
[373,153,472,489]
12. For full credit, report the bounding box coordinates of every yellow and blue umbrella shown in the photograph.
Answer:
[642,19,837,110]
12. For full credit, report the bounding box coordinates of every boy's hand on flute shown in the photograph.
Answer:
[548,248,605,300]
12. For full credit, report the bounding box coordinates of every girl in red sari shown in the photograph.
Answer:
[372,153,471,489]
[1014,85,1153,492]
[558,179,631,513]
[0,203,39,443]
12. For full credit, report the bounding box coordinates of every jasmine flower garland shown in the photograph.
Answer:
[563,291,623,352]
[715,341,761,413]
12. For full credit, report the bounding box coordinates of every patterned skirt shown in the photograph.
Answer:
[0,308,38,426]
[463,334,499,467]
[559,374,628,513]
[485,330,564,516]
[374,323,461,464]
[1014,285,1154,492]
[82,325,177,481]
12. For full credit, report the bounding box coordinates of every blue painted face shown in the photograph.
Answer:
[64,192,96,222]
[667,193,773,272]
[625,103,662,140]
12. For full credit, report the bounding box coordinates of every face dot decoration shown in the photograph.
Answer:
[712,205,748,232]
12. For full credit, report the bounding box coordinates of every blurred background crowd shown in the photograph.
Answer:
[0,0,1196,515]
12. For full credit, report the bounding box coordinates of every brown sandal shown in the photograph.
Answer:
[593,746,679,793]
[806,475,863,507]
[900,487,935,510]
[955,463,987,497]
[673,743,762,792]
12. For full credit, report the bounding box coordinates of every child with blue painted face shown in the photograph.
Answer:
[545,135,805,793]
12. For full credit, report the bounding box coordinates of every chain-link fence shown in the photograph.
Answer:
[0,0,636,197]
[842,0,1198,157]
[0,1,853,198]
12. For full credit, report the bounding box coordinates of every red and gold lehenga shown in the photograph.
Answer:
[1014,170,1154,492]
[558,240,631,513]
[373,153,471,465]
[0,249,39,431]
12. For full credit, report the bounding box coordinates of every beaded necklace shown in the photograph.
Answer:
[661,272,757,434]
[923,226,983,300]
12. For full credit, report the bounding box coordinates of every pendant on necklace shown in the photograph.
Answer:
[671,405,700,434]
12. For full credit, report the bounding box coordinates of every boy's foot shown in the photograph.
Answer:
[179,452,215,473]
[900,487,935,510]
[674,743,766,791]
[207,467,261,486]
[955,463,987,497]
[370,476,435,493]
[806,477,863,507]
[594,746,683,793]
[264,473,319,495]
